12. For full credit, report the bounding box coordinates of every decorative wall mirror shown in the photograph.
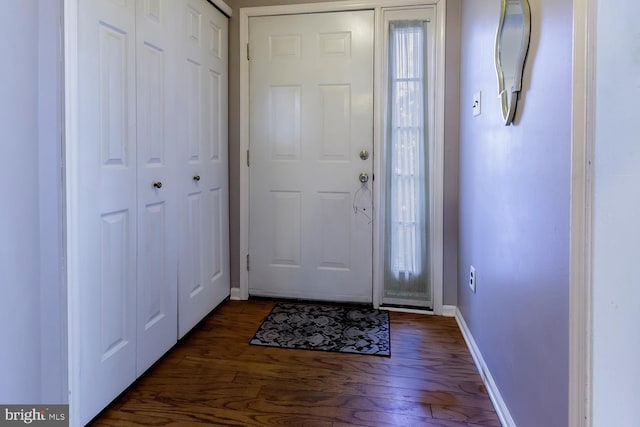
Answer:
[495,0,531,125]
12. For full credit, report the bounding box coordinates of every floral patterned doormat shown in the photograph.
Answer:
[250,302,390,356]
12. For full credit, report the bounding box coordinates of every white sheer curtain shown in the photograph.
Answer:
[384,21,430,304]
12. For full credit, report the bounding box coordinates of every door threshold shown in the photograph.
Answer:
[249,295,374,308]
[379,305,434,315]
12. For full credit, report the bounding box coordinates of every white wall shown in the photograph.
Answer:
[592,0,640,424]
[0,0,65,404]
[0,0,43,403]
[38,0,66,404]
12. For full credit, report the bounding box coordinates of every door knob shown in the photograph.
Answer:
[358,172,369,184]
[153,181,162,189]
[193,175,201,182]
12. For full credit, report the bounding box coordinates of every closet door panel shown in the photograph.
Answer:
[206,8,230,308]
[135,0,179,375]
[76,0,137,423]
[178,0,230,338]
[178,3,209,335]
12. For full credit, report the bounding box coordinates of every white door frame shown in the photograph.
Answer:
[237,0,446,313]
[63,0,81,422]
[569,0,595,425]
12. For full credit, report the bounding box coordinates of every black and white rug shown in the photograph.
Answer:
[250,302,390,356]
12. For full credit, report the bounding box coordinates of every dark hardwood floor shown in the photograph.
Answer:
[92,300,500,426]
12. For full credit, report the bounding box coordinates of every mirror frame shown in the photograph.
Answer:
[495,0,531,125]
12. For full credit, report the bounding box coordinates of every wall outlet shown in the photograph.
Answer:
[469,265,476,293]
[472,91,481,116]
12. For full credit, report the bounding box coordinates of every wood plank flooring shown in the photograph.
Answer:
[92,300,500,426]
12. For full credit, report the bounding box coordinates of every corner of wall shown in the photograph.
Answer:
[455,308,516,426]
[38,0,67,404]
[443,0,462,307]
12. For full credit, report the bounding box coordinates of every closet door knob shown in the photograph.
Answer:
[193,175,201,182]
[153,181,163,189]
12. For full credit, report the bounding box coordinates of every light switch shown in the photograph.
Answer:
[472,91,481,116]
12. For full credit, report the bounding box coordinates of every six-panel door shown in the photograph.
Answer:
[77,0,138,421]
[248,11,375,302]
[177,0,230,338]
[135,0,179,377]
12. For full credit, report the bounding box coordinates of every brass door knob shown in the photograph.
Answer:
[153,181,162,189]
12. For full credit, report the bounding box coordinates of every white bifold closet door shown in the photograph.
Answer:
[176,0,230,338]
[77,1,141,421]
[135,0,179,378]
[73,0,228,423]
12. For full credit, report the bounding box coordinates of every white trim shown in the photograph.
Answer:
[239,0,442,17]
[375,5,445,313]
[455,308,516,427]
[239,0,446,315]
[441,305,456,317]
[431,0,446,316]
[372,4,385,309]
[63,0,81,424]
[569,0,595,425]
[208,0,232,18]
[238,7,250,300]
[230,287,242,301]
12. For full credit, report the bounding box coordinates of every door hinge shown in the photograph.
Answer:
[246,43,250,61]
[246,254,250,271]
[246,149,250,167]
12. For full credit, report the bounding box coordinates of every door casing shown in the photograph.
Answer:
[237,0,447,313]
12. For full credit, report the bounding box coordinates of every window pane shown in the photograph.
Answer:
[384,21,431,306]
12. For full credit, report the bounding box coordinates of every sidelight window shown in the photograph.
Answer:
[384,19,431,307]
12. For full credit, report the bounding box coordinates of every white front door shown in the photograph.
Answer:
[248,11,374,302]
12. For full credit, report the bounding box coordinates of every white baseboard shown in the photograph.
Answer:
[230,287,242,300]
[442,305,457,317]
[455,308,516,427]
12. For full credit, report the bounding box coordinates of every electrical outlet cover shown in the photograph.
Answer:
[472,92,481,116]
[469,265,476,293]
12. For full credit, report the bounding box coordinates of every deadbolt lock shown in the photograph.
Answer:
[359,149,369,160]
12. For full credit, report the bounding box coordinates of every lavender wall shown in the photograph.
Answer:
[443,0,462,306]
[457,0,571,425]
